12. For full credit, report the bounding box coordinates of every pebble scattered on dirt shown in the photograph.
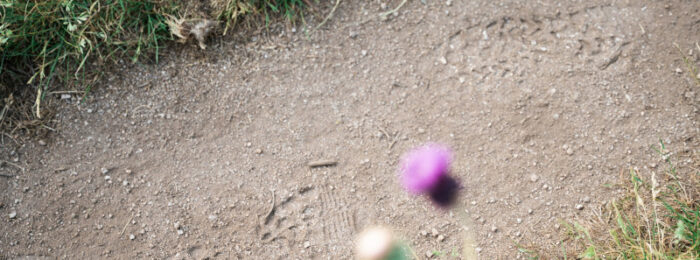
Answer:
[1,1,697,259]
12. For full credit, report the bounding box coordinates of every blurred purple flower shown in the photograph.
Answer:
[400,143,452,194]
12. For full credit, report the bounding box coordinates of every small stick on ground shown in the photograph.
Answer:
[262,190,276,226]
[377,125,399,150]
[379,0,408,18]
[308,160,337,168]
[120,213,135,237]
[2,133,18,145]
[48,90,84,95]
[2,160,25,172]
[312,0,341,33]
[389,137,398,150]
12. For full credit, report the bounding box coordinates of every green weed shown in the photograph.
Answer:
[559,141,699,259]
[0,0,174,123]
[0,0,309,133]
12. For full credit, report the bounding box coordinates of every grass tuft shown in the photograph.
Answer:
[0,0,310,134]
[558,140,699,259]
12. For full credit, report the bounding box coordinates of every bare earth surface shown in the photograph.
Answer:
[2,0,699,259]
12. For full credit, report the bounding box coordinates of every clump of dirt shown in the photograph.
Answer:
[1,0,699,259]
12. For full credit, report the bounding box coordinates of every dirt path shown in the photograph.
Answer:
[2,0,699,259]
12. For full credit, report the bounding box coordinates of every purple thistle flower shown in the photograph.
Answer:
[399,143,452,194]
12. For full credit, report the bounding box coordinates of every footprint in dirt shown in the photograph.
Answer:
[253,185,357,256]
[440,4,635,84]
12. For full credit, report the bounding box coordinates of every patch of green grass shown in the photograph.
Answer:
[0,0,309,133]
[558,141,699,259]
[675,43,700,87]
[213,0,307,34]
[1,0,174,122]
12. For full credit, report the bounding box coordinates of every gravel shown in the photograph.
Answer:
[529,174,539,182]
[582,196,591,203]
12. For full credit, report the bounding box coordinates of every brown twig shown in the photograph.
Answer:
[120,213,135,237]
[2,160,25,172]
[379,0,408,18]
[311,0,341,33]
[308,160,337,168]
[262,190,276,226]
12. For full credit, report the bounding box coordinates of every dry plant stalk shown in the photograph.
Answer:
[166,15,218,50]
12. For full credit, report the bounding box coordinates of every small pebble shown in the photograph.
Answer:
[566,148,574,155]
[125,169,132,174]
[129,234,135,240]
[9,211,17,219]
[426,251,434,258]
[101,168,109,174]
[438,56,447,65]
[491,226,498,233]
[254,149,263,154]
[575,204,584,210]
[177,229,184,235]
[475,247,482,253]
[431,228,439,237]
[437,235,445,242]
[303,241,311,248]
[38,140,47,146]
[529,174,539,182]
[583,196,591,203]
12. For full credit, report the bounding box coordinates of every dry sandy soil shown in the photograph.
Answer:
[1,0,699,259]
